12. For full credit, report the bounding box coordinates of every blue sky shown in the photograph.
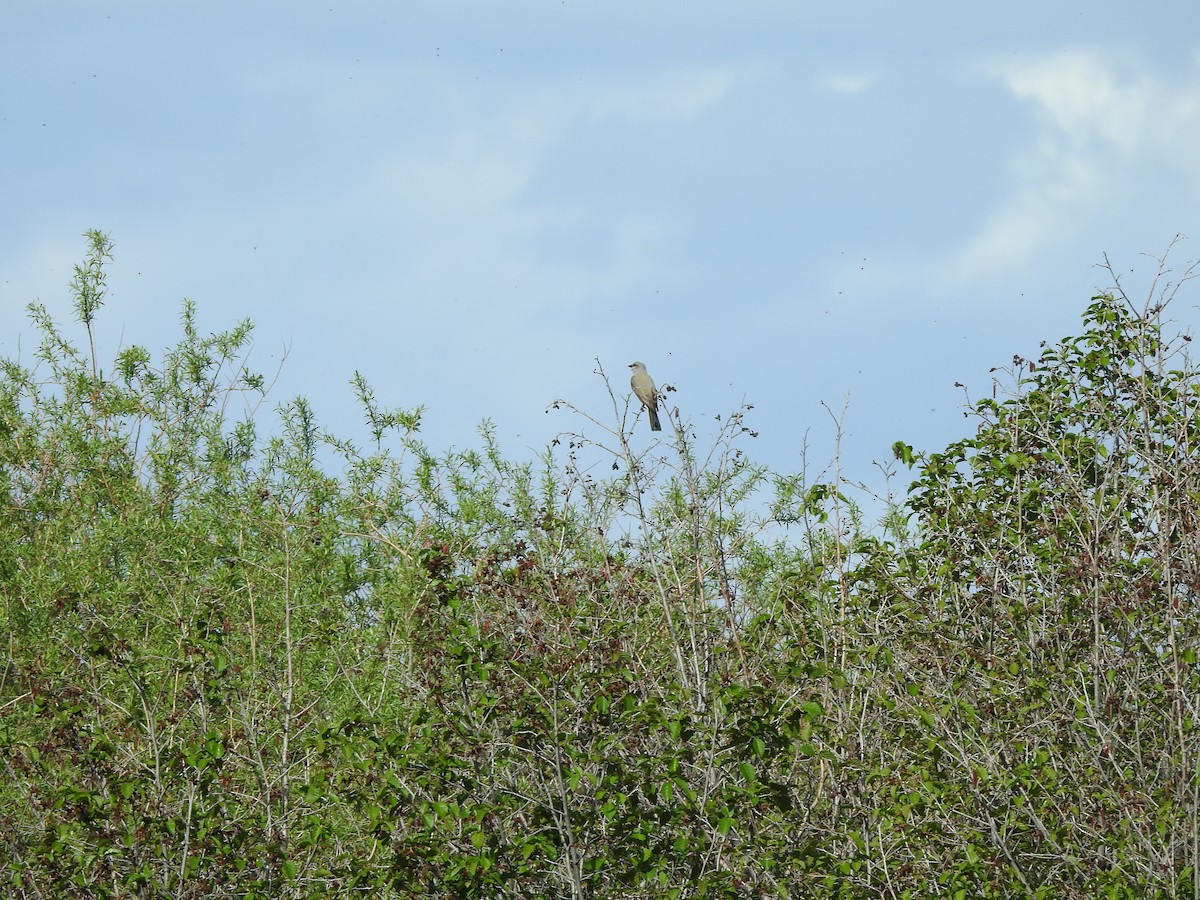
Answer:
[4,2,1200,510]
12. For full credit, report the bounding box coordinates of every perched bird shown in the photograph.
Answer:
[628,361,661,432]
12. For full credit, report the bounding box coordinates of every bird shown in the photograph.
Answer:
[628,361,661,431]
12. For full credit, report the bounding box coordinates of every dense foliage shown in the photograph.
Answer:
[3,231,1199,897]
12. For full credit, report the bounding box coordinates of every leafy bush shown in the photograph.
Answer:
[2,231,1198,897]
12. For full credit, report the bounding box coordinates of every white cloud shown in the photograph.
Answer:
[328,63,758,311]
[578,64,759,122]
[814,70,877,95]
[987,50,1151,154]
[944,153,1099,278]
[937,50,1200,285]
